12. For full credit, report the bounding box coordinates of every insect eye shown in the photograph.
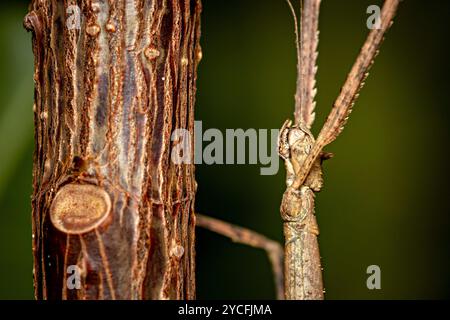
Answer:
[288,129,305,146]
[304,144,312,154]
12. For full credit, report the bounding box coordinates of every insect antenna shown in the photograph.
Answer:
[285,0,301,72]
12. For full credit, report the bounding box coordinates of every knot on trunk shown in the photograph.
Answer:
[50,184,111,235]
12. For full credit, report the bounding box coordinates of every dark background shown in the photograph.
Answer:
[0,0,449,299]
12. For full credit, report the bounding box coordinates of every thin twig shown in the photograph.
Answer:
[196,214,284,300]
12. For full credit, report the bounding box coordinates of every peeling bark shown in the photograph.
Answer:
[25,0,202,300]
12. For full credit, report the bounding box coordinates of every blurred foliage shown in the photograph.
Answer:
[0,0,449,299]
[0,2,34,299]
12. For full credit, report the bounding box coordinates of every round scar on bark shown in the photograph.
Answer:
[50,184,111,234]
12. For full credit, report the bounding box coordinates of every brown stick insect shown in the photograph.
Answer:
[279,0,400,299]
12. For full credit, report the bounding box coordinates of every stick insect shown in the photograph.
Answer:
[279,0,400,299]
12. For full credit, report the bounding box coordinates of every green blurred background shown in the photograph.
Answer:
[0,0,449,299]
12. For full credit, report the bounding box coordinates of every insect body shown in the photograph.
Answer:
[281,0,399,300]
[279,120,324,299]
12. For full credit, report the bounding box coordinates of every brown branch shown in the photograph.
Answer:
[196,214,284,300]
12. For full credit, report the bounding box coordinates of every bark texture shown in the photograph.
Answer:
[25,0,202,300]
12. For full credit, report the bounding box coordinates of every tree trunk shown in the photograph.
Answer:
[25,0,202,300]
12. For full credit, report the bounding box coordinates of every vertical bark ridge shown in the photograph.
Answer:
[26,0,202,300]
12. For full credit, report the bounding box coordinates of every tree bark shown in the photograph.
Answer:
[25,0,202,300]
